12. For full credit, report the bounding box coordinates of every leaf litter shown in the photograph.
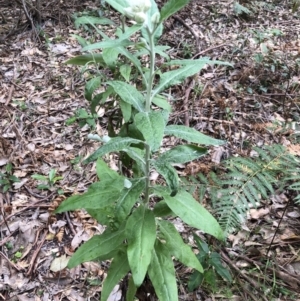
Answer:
[1,0,300,300]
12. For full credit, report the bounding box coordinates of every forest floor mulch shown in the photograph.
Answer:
[1,0,300,300]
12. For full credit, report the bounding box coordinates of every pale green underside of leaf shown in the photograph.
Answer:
[158,220,203,273]
[101,250,130,301]
[157,145,207,165]
[55,178,124,213]
[160,190,224,240]
[68,228,125,268]
[126,206,156,286]
[107,81,145,112]
[83,137,144,164]
[152,62,207,97]
[164,125,225,146]
[148,241,178,301]
[134,111,165,152]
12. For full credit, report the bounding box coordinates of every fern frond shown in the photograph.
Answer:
[181,144,300,235]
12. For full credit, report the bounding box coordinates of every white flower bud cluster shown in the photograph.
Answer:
[124,0,152,24]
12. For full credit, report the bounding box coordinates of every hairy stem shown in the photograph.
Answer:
[144,144,151,205]
[145,27,155,113]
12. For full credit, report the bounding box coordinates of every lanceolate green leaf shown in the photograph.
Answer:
[82,39,134,51]
[85,76,101,102]
[126,206,156,286]
[107,81,145,112]
[165,125,224,145]
[65,54,105,66]
[161,190,224,240]
[115,178,145,222]
[96,158,120,181]
[68,227,126,268]
[164,58,232,67]
[153,161,179,197]
[55,179,124,213]
[160,0,190,22]
[134,111,165,152]
[152,95,172,112]
[126,276,138,301]
[83,137,143,164]
[83,25,142,51]
[158,220,203,273]
[74,16,114,28]
[152,62,207,97]
[157,145,207,165]
[119,99,132,122]
[148,241,178,301]
[101,249,130,301]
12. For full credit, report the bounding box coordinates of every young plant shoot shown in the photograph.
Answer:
[56,0,230,300]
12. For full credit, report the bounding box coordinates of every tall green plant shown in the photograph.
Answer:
[56,0,230,299]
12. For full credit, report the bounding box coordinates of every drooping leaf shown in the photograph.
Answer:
[209,252,232,282]
[68,227,126,268]
[101,249,130,301]
[157,145,207,165]
[126,206,156,286]
[152,62,207,97]
[161,190,224,240]
[74,16,114,28]
[148,240,178,301]
[83,25,142,51]
[86,206,115,225]
[165,125,224,146]
[65,54,105,66]
[83,137,144,164]
[153,161,179,197]
[96,158,120,181]
[163,58,232,67]
[134,111,165,152]
[85,76,102,102]
[158,220,203,273]
[126,276,138,301]
[153,200,174,217]
[152,95,172,112]
[107,81,145,112]
[115,178,145,222]
[55,178,124,213]
[160,0,190,22]
[82,39,134,51]
[119,99,132,122]
[103,48,120,69]
[120,64,132,82]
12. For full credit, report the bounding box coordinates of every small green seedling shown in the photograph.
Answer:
[0,163,20,192]
[31,169,63,192]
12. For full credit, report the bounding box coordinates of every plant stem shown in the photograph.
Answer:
[145,27,155,113]
[143,26,156,205]
[144,144,150,205]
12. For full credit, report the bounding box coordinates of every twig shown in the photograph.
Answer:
[65,212,76,236]
[192,43,228,59]
[183,79,195,126]
[172,15,201,53]
[0,191,56,228]
[221,250,268,301]
[0,251,22,272]
[26,229,47,277]
[5,85,14,106]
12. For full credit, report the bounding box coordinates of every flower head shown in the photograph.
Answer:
[124,0,152,24]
